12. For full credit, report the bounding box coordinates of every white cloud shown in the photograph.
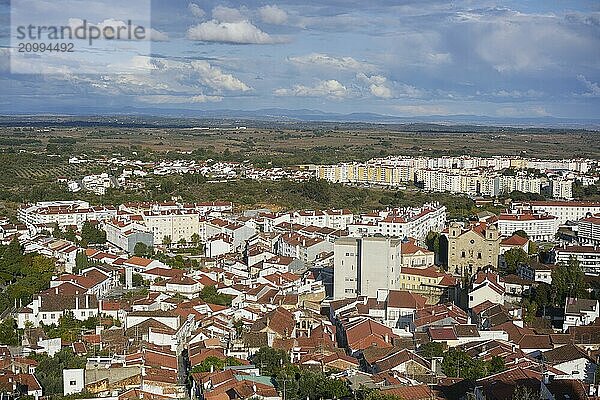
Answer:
[46,56,251,101]
[496,106,549,117]
[357,73,392,98]
[289,53,375,72]
[190,60,251,92]
[68,18,169,41]
[491,89,543,98]
[187,19,284,44]
[426,53,452,64]
[577,75,600,97]
[188,3,205,18]
[463,11,590,73]
[259,5,288,25]
[394,105,449,116]
[137,94,223,104]
[274,80,348,99]
[212,5,246,23]
[148,28,169,41]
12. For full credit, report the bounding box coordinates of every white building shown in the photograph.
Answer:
[563,297,599,332]
[554,245,600,274]
[512,201,600,225]
[18,201,117,229]
[333,236,402,299]
[348,203,446,241]
[468,271,505,309]
[63,369,85,396]
[497,212,559,242]
[142,209,200,245]
[577,214,600,246]
[551,178,574,200]
[104,220,154,253]
[17,287,99,329]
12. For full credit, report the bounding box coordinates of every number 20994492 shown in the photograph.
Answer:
[18,42,75,52]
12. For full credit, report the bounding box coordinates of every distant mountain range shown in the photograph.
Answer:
[2,107,599,130]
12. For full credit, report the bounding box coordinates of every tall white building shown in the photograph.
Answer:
[333,236,402,299]
[551,179,574,200]
[142,210,201,245]
[578,215,600,246]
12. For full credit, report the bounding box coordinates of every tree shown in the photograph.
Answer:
[252,347,289,376]
[163,235,172,247]
[178,237,187,247]
[0,317,19,345]
[199,285,232,306]
[442,349,486,380]
[527,241,538,255]
[132,273,145,287]
[28,348,86,395]
[134,242,148,257]
[63,226,77,243]
[51,222,61,239]
[191,233,200,248]
[425,231,441,261]
[503,248,530,274]
[74,251,88,274]
[534,283,551,307]
[552,256,586,304]
[513,230,529,239]
[190,356,243,373]
[274,368,349,400]
[487,355,505,374]
[523,299,538,325]
[233,318,245,338]
[418,342,444,359]
[511,385,539,400]
[364,391,403,400]
[80,221,106,247]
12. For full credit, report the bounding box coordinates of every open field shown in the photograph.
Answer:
[0,120,599,162]
[0,119,597,220]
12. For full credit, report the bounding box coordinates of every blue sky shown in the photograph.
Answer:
[1,0,599,119]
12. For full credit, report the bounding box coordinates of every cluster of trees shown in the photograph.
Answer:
[134,242,154,257]
[441,349,505,381]
[250,347,350,400]
[0,317,19,345]
[42,311,100,342]
[190,356,243,373]
[80,221,106,247]
[520,256,590,324]
[0,238,55,313]
[503,247,530,274]
[199,285,233,307]
[28,348,86,395]
[51,221,106,248]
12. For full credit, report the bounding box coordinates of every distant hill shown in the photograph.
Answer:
[1,107,599,130]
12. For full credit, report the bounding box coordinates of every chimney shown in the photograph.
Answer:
[55,287,59,295]
[86,295,89,309]
[76,296,79,309]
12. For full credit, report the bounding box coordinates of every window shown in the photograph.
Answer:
[70,381,77,386]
